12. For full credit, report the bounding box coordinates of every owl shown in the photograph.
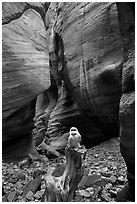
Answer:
[67,127,81,149]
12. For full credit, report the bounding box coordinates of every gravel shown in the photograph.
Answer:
[2,137,127,202]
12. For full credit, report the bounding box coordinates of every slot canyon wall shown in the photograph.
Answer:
[116,3,135,174]
[45,2,123,145]
[2,2,135,158]
[2,2,51,160]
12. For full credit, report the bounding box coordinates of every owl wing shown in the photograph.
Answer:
[77,132,81,142]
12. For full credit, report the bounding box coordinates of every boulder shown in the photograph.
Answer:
[7,191,17,202]
[23,175,42,197]
[78,174,101,189]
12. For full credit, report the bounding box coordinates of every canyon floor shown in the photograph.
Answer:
[2,137,127,202]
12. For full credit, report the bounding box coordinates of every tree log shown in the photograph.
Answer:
[37,132,69,157]
[42,147,86,201]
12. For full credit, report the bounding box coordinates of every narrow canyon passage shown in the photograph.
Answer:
[2,2,135,202]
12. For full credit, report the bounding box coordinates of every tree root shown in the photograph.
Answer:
[42,147,86,201]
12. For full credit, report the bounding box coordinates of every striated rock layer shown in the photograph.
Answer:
[46,2,123,143]
[33,78,58,146]
[2,2,135,161]
[46,82,103,146]
[2,3,50,151]
[2,2,49,25]
[117,3,135,174]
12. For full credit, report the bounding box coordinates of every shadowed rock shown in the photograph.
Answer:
[44,2,123,145]
[2,3,50,161]
[117,2,135,176]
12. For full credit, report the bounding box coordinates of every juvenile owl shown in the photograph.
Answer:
[68,127,81,149]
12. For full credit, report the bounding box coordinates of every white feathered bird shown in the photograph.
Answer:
[68,127,81,149]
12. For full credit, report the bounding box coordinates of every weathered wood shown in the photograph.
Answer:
[37,140,61,157]
[37,132,69,157]
[42,147,86,201]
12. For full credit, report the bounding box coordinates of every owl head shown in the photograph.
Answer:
[70,127,79,136]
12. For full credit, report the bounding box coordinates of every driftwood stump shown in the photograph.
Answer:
[37,133,69,157]
[42,147,86,202]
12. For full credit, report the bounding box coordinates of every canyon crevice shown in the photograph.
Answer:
[2,2,135,161]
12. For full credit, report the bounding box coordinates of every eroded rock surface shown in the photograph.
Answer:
[2,2,49,25]
[2,3,50,161]
[2,3,134,162]
[46,82,103,145]
[33,81,58,146]
[3,7,50,141]
[117,3,135,174]
[45,2,123,143]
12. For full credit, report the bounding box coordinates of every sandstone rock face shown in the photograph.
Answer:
[2,3,50,144]
[2,2,49,25]
[33,83,58,146]
[117,3,135,174]
[46,2,123,142]
[3,3,134,162]
[46,82,103,145]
